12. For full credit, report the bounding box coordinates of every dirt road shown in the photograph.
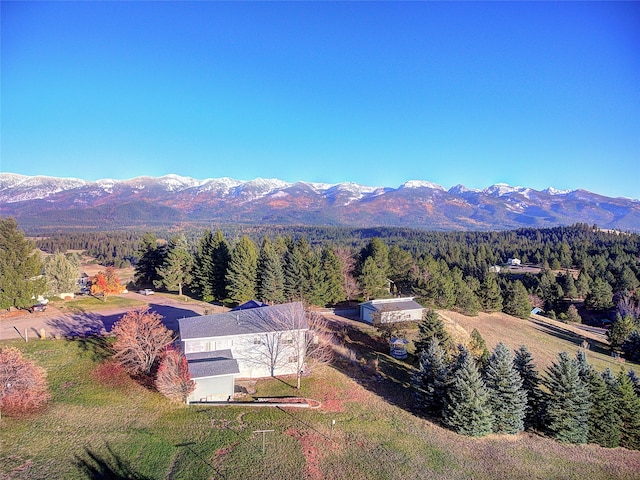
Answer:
[0,293,227,341]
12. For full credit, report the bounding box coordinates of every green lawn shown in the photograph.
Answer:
[54,295,146,313]
[2,337,639,480]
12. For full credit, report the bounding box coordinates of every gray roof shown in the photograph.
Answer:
[179,302,307,340]
[186,349,240,378]
[368,299,424,312]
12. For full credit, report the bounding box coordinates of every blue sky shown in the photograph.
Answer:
[2,1,639,199]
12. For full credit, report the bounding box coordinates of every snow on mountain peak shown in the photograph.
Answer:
[400,180,445,191]
[484,183,531,197]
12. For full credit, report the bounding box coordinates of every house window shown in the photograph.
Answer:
[288,356,297,364]
[253,337,262,345]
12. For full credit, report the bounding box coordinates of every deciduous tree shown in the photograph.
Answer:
[90,267,122,301]
[0,347,50,417]
[111,307,174,376]
[155,347,195,403]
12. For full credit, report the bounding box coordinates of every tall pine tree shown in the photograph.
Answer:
[321,246,345,305]
[483,342,527,434]
[442,346,494,437]
[575,351,621,447]
[411,338,449,416]
[414,310,451,357]
[614,370,640,450]
[257,237,285,304]
[155,235,193,297]
[513,345,544,430]
[544,352,590,444]
[225,236,258,304]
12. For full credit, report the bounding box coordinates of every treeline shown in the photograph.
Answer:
[37,232,141,268]
[412,334,640,448]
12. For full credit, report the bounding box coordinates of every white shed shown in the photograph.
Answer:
[359,297,425,324]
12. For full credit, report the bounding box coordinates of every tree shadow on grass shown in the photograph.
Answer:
[75,445,153,480]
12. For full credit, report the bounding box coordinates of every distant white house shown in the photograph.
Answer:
[359,297,425,324]
[489,265,501,273]
[507,258,521,266]
[178,302,308,403]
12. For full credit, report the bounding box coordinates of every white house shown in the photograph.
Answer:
[507,258,521,266]
[359,297,425,324]
[178,302,308,403]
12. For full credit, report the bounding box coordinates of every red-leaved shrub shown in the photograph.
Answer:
[0,347,50,417]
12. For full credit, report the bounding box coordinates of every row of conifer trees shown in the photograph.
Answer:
[411,335,640,449]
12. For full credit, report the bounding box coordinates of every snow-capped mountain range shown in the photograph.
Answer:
[1,173,638,231]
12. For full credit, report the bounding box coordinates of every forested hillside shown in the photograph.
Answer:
[33,223,640,363]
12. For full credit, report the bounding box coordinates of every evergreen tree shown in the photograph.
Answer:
[608,314,636,351]
[468,328,490,369]
[283,242,306,301]
[192,230,216,301]
[225,236,258,304]
[628,369,640,397]
[479,274,503,312]
[513,345,544,430]
[574,351,621,447]
[359,256,389,300]
[0,217,47,309]
[155,235,193,297]
[614,371,640,450]
[621,330,640,362]
[503,280,532,319]
[414,310,451,357]
[585,277,614,311]
[44,252,80,296]
[192,229,230,302]
[544,352,590,443]
[388,245,416,295]
[257,237,285,304]
[560,272,578,300]
[209,230,231,300]
[358,238,390,279]
[442,346,494,437]
[453,273,480,316]
[411,338,449,416]
[321,246,345,305]
[483,342,526,434]
[134,232,164,286]
[305,250,328,306]
[575,271,591,299]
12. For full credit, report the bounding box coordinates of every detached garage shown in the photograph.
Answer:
[360,297,425,324]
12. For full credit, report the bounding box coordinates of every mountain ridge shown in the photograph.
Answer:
[1,173,638,232]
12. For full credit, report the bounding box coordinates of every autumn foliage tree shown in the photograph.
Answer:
[0,347,50,417]
[155,347,195,403]
[91,267,122,301]
[111,307,174,377]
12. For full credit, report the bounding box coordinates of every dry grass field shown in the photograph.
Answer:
[435,310,632,372]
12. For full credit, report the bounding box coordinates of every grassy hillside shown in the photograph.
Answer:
[436,310,636,372]
[1,333,639,480]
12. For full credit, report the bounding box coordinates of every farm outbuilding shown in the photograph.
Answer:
[359,297,425,324]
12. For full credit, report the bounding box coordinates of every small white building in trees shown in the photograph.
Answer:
[178,302,308,403]
[359,297,425,324]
